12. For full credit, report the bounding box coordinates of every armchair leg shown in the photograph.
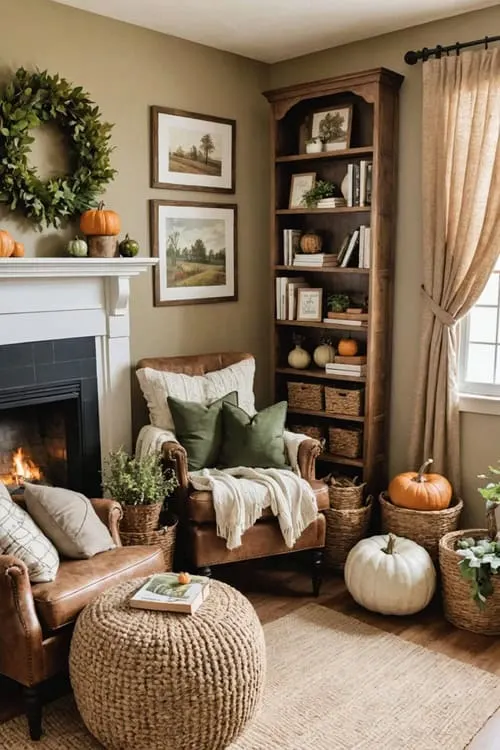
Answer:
[197,566,212,578]
[311,550,323,597]
[23,685,42,741]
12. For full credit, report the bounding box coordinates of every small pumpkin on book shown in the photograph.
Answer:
[177,572,191,585]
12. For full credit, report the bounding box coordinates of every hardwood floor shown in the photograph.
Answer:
[2,560,500,747]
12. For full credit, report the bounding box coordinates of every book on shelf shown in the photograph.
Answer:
[287,279,310,320]
[293,253,338,267]
[344,160,373,208]
[316,197,347,208]
[129,573,210,614]
[326,363,367,376]
[283,228,302,265]
[337,233,352,266]
[322,317,364,327]
[276,276,308,320]
[335,227,371,269]
[340,230,359,268]
[335,355,367,365]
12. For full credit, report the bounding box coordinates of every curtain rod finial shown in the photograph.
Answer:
[404,50,419,65]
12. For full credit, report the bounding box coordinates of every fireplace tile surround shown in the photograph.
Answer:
[0,257,157,488]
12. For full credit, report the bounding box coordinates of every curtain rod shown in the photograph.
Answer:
[404,35,500,65]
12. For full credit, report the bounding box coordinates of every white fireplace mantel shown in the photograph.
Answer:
[0,257,158,462]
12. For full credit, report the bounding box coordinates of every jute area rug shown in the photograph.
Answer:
[2,603,500,750]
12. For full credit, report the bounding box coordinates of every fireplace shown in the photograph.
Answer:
[0,337,101,497]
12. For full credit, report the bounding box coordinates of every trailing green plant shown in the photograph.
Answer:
[327,293,350,312]
[102,448,178,507]
[456,462,500,608]
[0,68,116,229]
[301,179,339,208]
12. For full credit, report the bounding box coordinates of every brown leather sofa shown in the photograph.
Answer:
[0,497,165,741]
[136,352,327,590]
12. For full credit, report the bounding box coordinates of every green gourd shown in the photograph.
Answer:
[66,236,88,257]
[119,234,140,257]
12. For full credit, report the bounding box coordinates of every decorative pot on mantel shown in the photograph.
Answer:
[80,202,121,258]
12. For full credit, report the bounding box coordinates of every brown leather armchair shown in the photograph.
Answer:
[136,352,327,591]
[0,497,165,741]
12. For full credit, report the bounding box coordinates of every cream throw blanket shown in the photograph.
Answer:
[136,425,317,549]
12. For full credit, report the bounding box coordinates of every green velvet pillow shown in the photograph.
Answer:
[168,391,238,471]
[218,401,288,469]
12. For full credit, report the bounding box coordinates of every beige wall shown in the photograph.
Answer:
[270,5,500,526]
[0,0,270,432]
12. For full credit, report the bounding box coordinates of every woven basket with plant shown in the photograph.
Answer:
[325,474,366,510]
[439,462,500,635]
[102,448,178,534]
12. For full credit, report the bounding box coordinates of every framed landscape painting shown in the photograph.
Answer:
[150,200,238,306]
[151,106,236,193]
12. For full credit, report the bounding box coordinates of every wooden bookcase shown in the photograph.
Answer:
[264,68,404,494]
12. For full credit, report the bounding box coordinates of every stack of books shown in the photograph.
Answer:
[276,276,309,320]
[337,226,372,268]
[345,160,372,207]
[326,357,367,378]
[316,196,347,209]
[293,253,338,268]
[130,573,210,615]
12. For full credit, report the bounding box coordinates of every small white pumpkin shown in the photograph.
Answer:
[313,342,335,367]
[287,344,311,370]
[344,533,436,615]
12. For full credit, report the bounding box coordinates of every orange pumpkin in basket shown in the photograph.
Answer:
[388,458,452,511]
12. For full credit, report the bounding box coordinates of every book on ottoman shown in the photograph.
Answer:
[130,573,210,614]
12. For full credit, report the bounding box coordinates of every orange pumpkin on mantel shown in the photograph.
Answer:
[388,458,452,511]
[12,241,25,257]
[0,230,15,257]
[80,202,121,236]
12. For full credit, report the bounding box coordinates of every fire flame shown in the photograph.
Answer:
[11,448,42,484]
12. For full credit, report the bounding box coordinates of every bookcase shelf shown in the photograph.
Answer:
[264,67,403,493]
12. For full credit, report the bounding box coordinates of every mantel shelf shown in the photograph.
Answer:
[0,257,158,279]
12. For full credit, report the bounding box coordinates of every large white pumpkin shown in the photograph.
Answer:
[344,533,436,615]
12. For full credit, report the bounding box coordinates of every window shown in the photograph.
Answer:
[460,256,500,397]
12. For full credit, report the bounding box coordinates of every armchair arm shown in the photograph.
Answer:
[90,498,123,546]
[162,441,189,491]
[0,555,44,686]
[297,439,322,482]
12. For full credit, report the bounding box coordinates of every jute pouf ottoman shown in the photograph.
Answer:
[69,578,266,750]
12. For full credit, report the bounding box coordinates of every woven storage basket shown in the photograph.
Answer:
[324,496,373,569]
[287,382,323,411]
[440,529,500,635]
[120,503,163,533]
[379,492,463,562]
[290,424,324,441]
[328,426,362,458]
[120,521,177,571]
[325,386,363,417]
[328,479,366,510]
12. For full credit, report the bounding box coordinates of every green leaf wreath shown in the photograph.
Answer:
[0,68,117,228]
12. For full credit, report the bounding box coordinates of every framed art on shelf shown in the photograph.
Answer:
[310,105,352,151]
[151,106,236,193]
[297,288,323,322]
[150,200,238,306]
[289,172,316,209]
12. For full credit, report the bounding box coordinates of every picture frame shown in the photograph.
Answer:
[297,288,323,322]
[151,106,236,193]
[289,172,316,209]
[310,105,352,151]
[150,200,238,306]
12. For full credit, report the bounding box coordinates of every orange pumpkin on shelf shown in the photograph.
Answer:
[12,241,25,257]
[388,458,452,511]
[80,202,121,236]
[177,572,191,585]
[337,337,358,357]
[0,230,15,257]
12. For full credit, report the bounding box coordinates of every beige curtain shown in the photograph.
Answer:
[409,48,500,493]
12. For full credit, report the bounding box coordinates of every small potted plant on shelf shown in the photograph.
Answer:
[102,448,178,534]
[301,179,340,208]
[327,293,350,313]
[439,461,500,634]
[305,136,322,154]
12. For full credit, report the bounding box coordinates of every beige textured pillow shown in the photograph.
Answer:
[24,483,115,560]
[0,482,59,583]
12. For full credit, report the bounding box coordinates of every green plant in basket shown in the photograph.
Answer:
[456,462,500,608]
[102,448,178,507]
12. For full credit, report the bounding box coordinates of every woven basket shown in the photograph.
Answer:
[120,521,177,571]
[440,529,500,635]
[287,382,323,411]
[325,386,363,417]
[328,479,366,510]
[290,424,324,441]
[120,503,163,534]
[324,496,373,569]
[328,426,362,458]
[379,492,463,562]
